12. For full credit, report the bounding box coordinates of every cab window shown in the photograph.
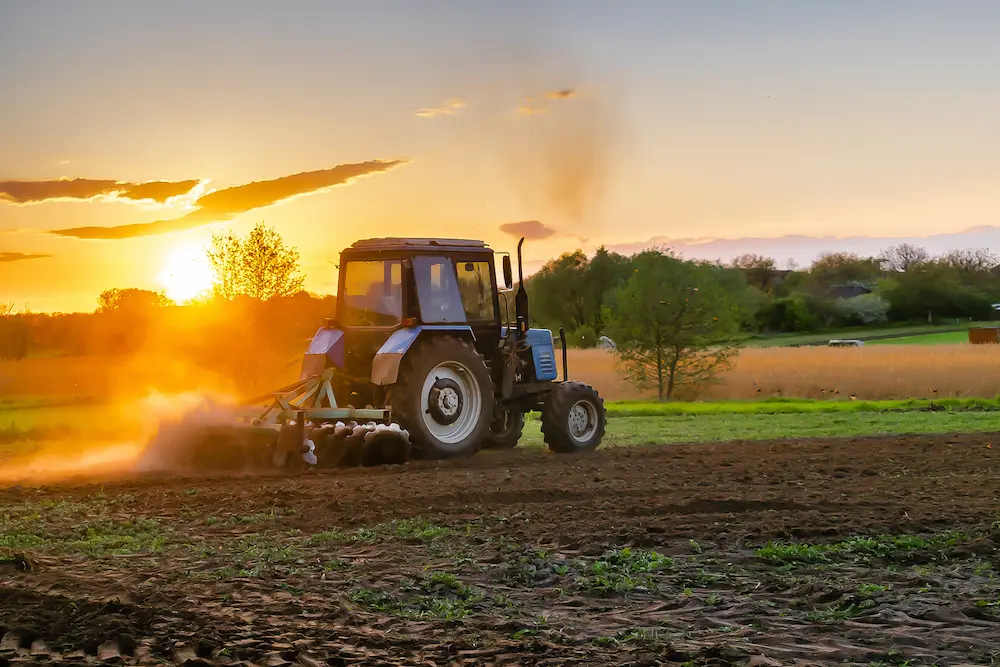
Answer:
[414,256,467,323]
[456,260,495,321]
[339,260,402,326]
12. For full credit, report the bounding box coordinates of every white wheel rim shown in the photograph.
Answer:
[420,360,482,449]
[567,400,598,443]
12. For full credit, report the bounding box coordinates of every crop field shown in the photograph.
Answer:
[5,344,1000,406]
[0,433,998,665]
[564,346,1000,401]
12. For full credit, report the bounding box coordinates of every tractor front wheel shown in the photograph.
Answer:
[540,381,606,453]
[387,336,494,459]
[483,409,525,449]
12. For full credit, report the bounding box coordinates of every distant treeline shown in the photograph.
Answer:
[1,242,998,367]
[523,243,1000,346]
[0,290,335,392]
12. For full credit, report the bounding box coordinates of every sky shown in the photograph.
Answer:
[2,0,1000,312]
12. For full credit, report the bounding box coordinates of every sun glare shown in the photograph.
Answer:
[157,244,215,303]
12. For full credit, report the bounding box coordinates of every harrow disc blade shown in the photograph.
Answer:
[362,424,411,467]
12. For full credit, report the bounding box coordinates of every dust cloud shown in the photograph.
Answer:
[0,389,241,487]
[499,88,619,232]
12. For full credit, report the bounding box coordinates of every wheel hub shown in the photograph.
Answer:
[427,378,464,425]
[568,401,596,441]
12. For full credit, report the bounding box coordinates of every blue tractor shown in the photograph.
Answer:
[143,236,606,471]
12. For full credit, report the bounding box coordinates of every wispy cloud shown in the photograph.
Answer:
[546,89,576,100]
[0,178,200,205]
[0,252,51,263]
[498,220,556,240]
[416,98,466,118]
[50,160,407,240]
[516,101,548,117]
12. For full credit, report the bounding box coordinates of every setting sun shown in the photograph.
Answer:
[157,243,215,303]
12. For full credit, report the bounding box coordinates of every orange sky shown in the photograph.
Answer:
[3,2,1000,312]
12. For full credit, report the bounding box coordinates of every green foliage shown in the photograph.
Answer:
[526,246,631,336]
[565,324,598,349]
[581,547,673,593]
[606,249,744,400]
[756,531,972,566]
[757,294,817,332]
[348,572,482,620]
[834,293,890,325]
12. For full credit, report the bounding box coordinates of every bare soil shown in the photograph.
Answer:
[1,433,999,665]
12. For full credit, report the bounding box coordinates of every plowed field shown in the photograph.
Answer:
[1,433,999,666]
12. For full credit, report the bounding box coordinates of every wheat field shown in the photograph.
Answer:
[565,346,1000,401]
[2,345,1000,403]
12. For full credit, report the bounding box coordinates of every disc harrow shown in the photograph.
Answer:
[138,368,412,473]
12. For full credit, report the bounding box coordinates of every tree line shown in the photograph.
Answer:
[523,242,1000,399]
[525,242,1000,345]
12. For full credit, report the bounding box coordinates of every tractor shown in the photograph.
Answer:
[140,236,606,471]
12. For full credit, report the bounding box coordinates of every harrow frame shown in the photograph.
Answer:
[231,367,391,429]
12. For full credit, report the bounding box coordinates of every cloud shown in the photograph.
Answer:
[546,89,576,100]
[516,101,548,116]
[498,220,557,240]
[50,160,407,240]
[0,178,200,205]
[0,252,51,263]
[416,98,466,118]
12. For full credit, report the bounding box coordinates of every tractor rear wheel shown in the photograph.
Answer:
[540,381,606,453]
[387,336,494,459]
[483,409,525,449]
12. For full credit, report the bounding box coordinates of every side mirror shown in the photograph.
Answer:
[502,255,513,289]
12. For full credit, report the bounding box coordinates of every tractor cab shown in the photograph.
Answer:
[334,238,512,354]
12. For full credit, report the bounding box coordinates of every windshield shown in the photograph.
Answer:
[339,260,402,326]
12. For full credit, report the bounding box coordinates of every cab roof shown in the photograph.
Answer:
[345,237,491,254]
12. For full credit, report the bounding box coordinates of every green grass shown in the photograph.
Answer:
[518,411,1000,447]
[742,321,993,347]
[601,397,1000,416]
[6,392,1000,463]
[755,531,972,566]
[868,331,969,346]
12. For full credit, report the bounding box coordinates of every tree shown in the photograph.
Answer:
[878,243,929,273]
[525,250,591,332]
[878,263,993,322]
[207,222,305,301]
[606,250,742,400]
[96,288,173,313]
[809,252,882,287]
[834,293,890,325]
[731,253,779,291]
[940,248,999,275]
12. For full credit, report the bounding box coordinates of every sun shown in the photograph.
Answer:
[157,243,215,303]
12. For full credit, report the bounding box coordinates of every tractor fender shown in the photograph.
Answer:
[371,326,476,386]
[300,327,345,380]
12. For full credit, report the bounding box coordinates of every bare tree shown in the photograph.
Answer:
[731,253,778,291]
[878,244,929,273]
[207,222,305,301]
